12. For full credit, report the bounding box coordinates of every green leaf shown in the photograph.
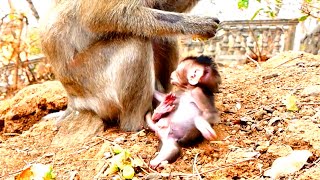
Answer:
[269,11,276,18]
[299,15,309,21]
[238,0,249,9]
[256,0,261,2]
[251,8,263,20]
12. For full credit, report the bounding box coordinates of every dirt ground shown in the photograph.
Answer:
[0,51,320,179]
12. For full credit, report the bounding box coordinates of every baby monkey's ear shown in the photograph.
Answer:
[187,68,204,85]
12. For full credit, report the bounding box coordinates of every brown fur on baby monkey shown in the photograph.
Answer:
[147,55,221,168]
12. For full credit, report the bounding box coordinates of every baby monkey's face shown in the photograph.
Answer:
[170,56,221,93]
[170,59,205,88]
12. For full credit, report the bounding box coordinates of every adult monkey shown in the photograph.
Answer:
[40,0,219,132]
[151,0,206,92]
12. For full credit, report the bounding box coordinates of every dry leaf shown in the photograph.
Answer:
[15,164,55,180]
[283,94,299,111]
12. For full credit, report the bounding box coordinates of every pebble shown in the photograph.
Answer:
[250,124,257,131]
[301,85,320,97]
[138,130,146,137]
[263,120,269,125]
[240,116,253,125]
[256,124,264,131]
[114,137,125,143]
[268,117,282,126]
[256,141,270,151]
[263,106,275,113]
[254,109,267,120]
[245,125,251,131]
[265,127,275,138]
[243,139,253,144]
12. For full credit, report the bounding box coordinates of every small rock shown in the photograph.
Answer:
[312,111,320,122]
[243,139,253,144]
[256,141,270,151]
[254,109,267,120]
[301,85,320,97]
[277,128,284,133]
[262,120,269,125]
[255,124,264,131]
[262,106,275,113]
[138,130,146,137]
[244,125,251,131]
[141,154,147,159]
[240,116,253,125]
[250,124,257,131]
[265,127,275,138]
[268,117,282,126]
[114,137,125,143]
[267,144,293,157]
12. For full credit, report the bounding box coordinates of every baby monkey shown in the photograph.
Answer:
[147,55,221,168]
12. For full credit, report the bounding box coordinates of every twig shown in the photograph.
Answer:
[224,150,231,164]
[138,155,156,174]
[192,153,202,180]
[300,102,320,106]
[94,162,108,180]
[313,157,320,166]
[245,54,261,70]
[247,21,262,62]
[3,133,20,136]
[274,54,304,68]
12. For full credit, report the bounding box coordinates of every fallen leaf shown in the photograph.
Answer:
[15,167,33,180]
[283,94,299,111]
[15,164,56,180]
